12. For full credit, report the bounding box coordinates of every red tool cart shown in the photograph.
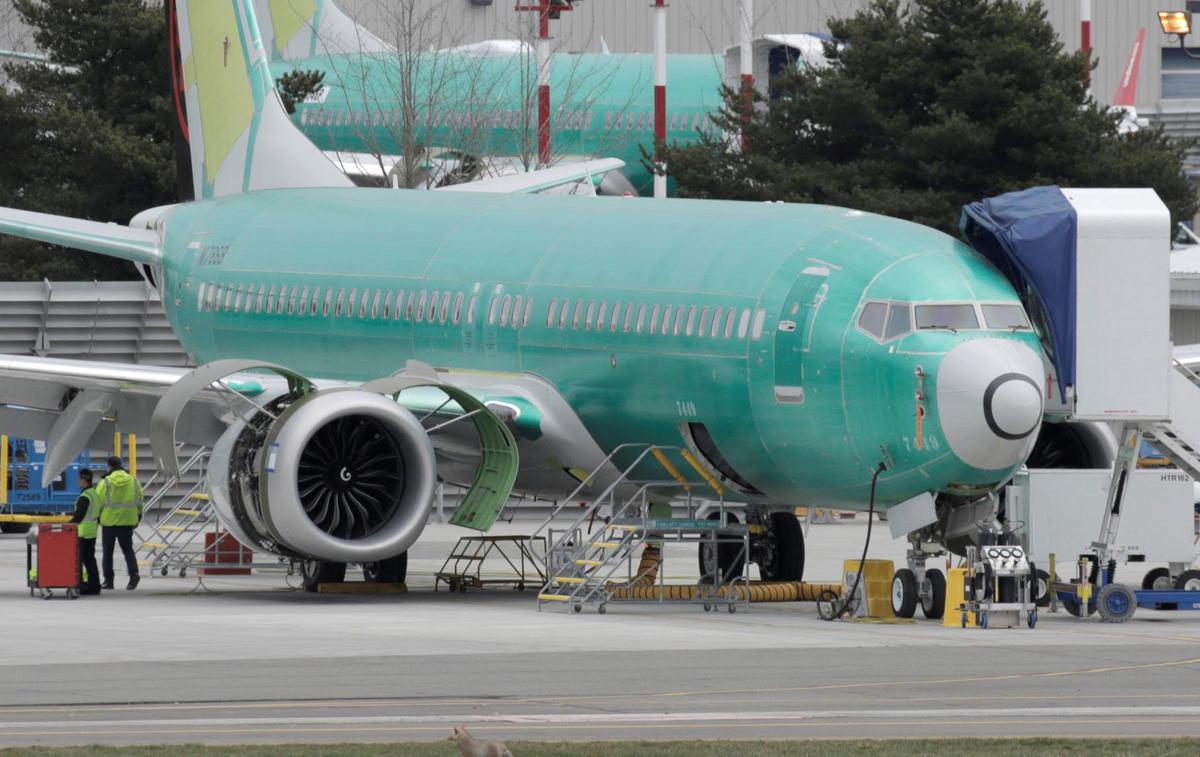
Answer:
[28,523,81,599]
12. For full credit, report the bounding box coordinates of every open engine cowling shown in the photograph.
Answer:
[208,388,437,563]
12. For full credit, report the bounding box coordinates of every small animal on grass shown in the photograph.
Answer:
[448,725,513,757]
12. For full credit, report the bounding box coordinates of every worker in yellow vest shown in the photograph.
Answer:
[96,456,144,590]
[68,468,102,595]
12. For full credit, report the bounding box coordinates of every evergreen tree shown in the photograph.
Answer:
[661,0,1197,235]
[0,0,175,281]
[277,69,325,115]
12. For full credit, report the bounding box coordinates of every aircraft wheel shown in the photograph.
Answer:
[697,511,745,584]
[921,569,946,620]
[1142,567,1173,591]
[300,560,346,593]
[761,512,804,582]
[891,568,918,618]
[1032,566,1051,607]
[1175,569,1200,592]
[364,553,408,583]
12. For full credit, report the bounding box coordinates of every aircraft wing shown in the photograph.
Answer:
[0,354,607,501]
[0,207,161,265]
[433,158,626,195]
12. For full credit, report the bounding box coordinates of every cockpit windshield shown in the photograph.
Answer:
[915,304,978,331]
[981,304,1031,330]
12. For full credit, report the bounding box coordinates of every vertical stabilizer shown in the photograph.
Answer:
[167,0,351,200]
[253,0,392,62]
[1112,27,1145,108]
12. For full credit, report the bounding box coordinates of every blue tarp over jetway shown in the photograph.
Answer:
[960,186,1076,398]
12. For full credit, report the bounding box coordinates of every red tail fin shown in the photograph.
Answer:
[1113,28,1145,107]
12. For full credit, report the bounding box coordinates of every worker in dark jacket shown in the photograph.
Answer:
[69,469,102,595]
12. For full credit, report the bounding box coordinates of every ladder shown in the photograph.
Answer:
[136,447,216,577]
[535,444,732,613]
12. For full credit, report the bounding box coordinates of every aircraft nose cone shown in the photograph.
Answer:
[984,374,1042,440]
[936,339,1044,471]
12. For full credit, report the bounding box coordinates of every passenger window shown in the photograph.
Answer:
[370,290,380,319]
[274,285,285,314]
[699,306,710,336]
[674,306,685,336]
[596,302,607,331]
[636,304,646,334]
[659,305,671,335]
[299,286,310,317]
[356,290,366,318]
[857,302,886,339]
[393,291,404,320]
[427,292,439,322]
[523,297,534,327]
[488,294,499,325]
[511,295,523,328]
[406,292,416,320]
[255,284,265,313]
[197,283,206,311]
[439,292,450,323]
[737,308,750,338]
[724,308,735,339]
[559,299,570,329]
[547,298,558,327]
[572,300,583,329]
[500,295,512,327]
[585,301,596,330]
[416,291,427,322]
[885,303,911,340]
[233,284,244,313]
[453,293,464,324]
[206,284,216,311]
[710,306,722,337]
[686,306,698,336]
[624,303,634,332]
[467,295,478,324]
[310,287,321,316]
[381,290,390,319]
[323,289,333,317]
[751,309,766,340]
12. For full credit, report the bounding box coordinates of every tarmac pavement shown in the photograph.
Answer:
[1,518,1198,746]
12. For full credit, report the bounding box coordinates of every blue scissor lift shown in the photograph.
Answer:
[963,186,1200,622]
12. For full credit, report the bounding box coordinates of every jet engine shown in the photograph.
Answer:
[207,388,437,563]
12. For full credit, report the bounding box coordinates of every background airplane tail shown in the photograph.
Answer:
[253,0,392,62]
[1112,27,1145,108]
[165,0,350,200]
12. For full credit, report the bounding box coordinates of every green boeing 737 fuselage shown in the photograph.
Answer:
[156,187,1041,508]
[273,53,725,195]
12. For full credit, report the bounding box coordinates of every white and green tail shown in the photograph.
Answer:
[168,0,350,200]
[252,0,391,61]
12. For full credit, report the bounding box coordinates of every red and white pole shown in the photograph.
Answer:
[653,0,667,199]
[1081,0,1092,93]
[537,7,552,167]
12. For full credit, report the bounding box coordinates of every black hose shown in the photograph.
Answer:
[823,462,887,621]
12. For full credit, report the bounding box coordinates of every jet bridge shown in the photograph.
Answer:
[962,187,1200,596]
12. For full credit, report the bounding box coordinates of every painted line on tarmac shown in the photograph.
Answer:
[4,705,1200,732]
[4,717,1200,741]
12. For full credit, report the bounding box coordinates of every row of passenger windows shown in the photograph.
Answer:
[196,282,486,327]
[857,300,1031,343]
[544,298,766,341]
[195,281,769,341]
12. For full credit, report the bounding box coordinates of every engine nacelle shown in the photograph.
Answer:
[208,388,437,563]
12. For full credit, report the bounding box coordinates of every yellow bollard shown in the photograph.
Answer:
[1,434,8,507]
[128,434,137,478]
[113,431,122,460]
[944,568,978,627]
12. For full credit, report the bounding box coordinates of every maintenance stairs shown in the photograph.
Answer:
[1142,360,1200,480]
[532,444,749,614]
[136,446,218,577]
